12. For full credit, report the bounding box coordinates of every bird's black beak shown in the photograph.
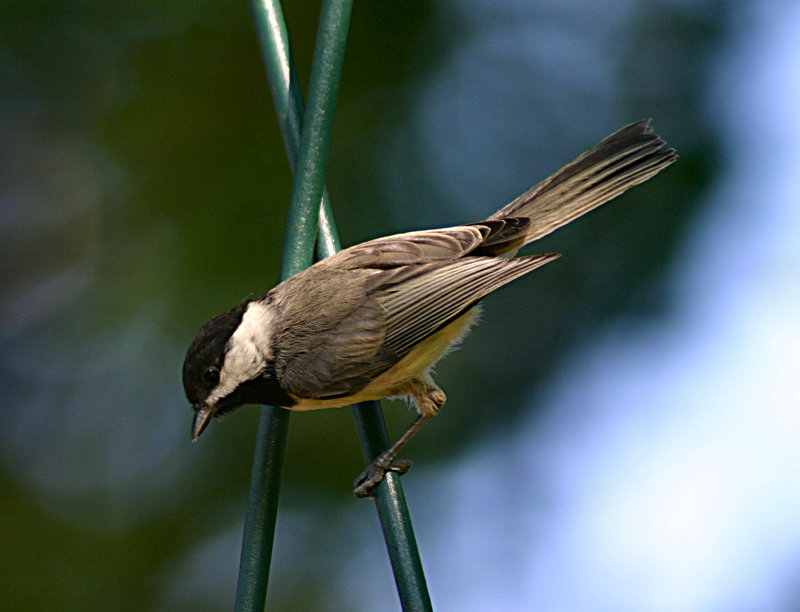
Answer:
[192,404,216,442]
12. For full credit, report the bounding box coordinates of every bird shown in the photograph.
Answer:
[182,119,677,497]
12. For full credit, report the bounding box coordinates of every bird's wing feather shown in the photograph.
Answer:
[277,295,391,398]
[377,253,558,358]
[272,266,391,399]
[275,252,558,400]
[332,225,487,269]
[331,219,533,270]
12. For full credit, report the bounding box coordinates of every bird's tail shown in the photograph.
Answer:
[490,119,677,245]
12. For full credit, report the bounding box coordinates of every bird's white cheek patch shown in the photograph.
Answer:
[207,301,276,406]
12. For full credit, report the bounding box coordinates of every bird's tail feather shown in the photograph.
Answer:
[490,119,677,245]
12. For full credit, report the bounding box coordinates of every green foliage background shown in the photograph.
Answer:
[1,1,720,609]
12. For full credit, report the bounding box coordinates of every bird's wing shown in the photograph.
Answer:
[275,248,558,400]
[271,265,392,399]
[375,253,558,358]
[331,218,533,270]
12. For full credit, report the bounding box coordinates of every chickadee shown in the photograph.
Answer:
[183,119,676,497]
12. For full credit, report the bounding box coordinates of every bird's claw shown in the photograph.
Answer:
[353,457,413,498]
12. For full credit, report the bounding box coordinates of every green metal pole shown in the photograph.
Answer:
[234,407,290,612]
[351,401,433,611]
[235,1,352,609]
[248,0,340,248]
[280,0,352,278]
[240,1,432,610]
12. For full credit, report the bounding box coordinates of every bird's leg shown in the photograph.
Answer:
[353,376,446,498]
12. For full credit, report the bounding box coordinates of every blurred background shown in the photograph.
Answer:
[2,0,799,610]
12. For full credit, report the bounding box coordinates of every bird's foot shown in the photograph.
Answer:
[353,456,413,498]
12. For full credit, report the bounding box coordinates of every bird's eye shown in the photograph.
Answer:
[203,366,220,387]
